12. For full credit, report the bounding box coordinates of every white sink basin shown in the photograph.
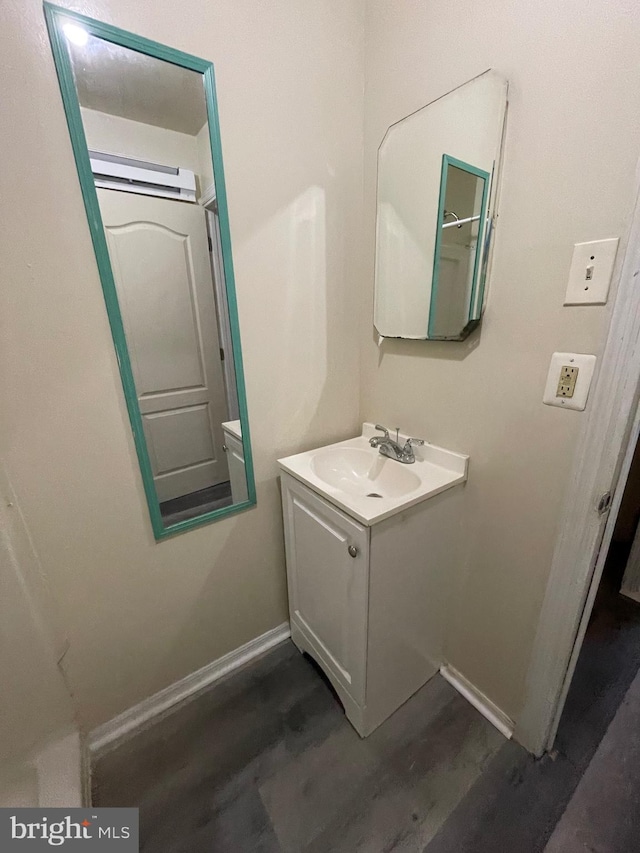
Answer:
[311,447,421,498]
[278,423,468,526]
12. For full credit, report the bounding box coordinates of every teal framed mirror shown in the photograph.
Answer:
[428,155,491,340]
[44,3,256,539]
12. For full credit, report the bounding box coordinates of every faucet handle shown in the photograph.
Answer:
[374,424,390,439]
[405,437,425,447]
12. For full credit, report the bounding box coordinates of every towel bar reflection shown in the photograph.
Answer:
[442,214,481,229]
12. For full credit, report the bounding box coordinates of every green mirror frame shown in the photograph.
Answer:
[428,154,491,340]
[44,2,256,540]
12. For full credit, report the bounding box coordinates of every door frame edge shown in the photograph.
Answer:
[516,169,640,756]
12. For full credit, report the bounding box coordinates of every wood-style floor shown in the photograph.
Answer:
[93,575,640,852]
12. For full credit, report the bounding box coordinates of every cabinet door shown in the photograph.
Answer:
[282,475,369,704]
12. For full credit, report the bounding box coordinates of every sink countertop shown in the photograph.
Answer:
[278,423,468,526]
[221,419,242,441]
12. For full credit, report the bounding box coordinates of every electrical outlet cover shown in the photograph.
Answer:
[556,365,578,398]
[543,353,597,411]
[564,238,619,305]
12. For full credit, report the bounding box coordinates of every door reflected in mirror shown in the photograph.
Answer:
[430,157,489,339]
[45,5,255,538]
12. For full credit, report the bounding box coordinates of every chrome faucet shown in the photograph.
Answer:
[369,424,425,464]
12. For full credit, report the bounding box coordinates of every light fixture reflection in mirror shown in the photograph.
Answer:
[45,4,255,538]
[63,23,88,46]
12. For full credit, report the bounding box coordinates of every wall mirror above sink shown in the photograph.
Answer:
[374,70,508,341]
[44,4,256,539]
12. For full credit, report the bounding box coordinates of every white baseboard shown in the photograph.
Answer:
[440,664,514,740]
[36,731,83,807]
[0,730,84,808]
[88,622,291,757]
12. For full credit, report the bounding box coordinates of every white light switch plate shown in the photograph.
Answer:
[543,352,597,411]
[564,238,618,305]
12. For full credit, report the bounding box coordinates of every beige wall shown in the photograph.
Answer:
[1,0,363,730]
[362,0,640,720]
[0,468,75,777]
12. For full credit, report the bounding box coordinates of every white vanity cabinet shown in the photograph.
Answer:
[280,467,465,737]
[281,474,369,724]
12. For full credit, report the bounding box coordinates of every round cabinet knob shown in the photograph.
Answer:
[222,444,228,452]
[348,545,358,558]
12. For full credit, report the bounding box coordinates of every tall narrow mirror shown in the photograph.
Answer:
[45,4,255,539]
